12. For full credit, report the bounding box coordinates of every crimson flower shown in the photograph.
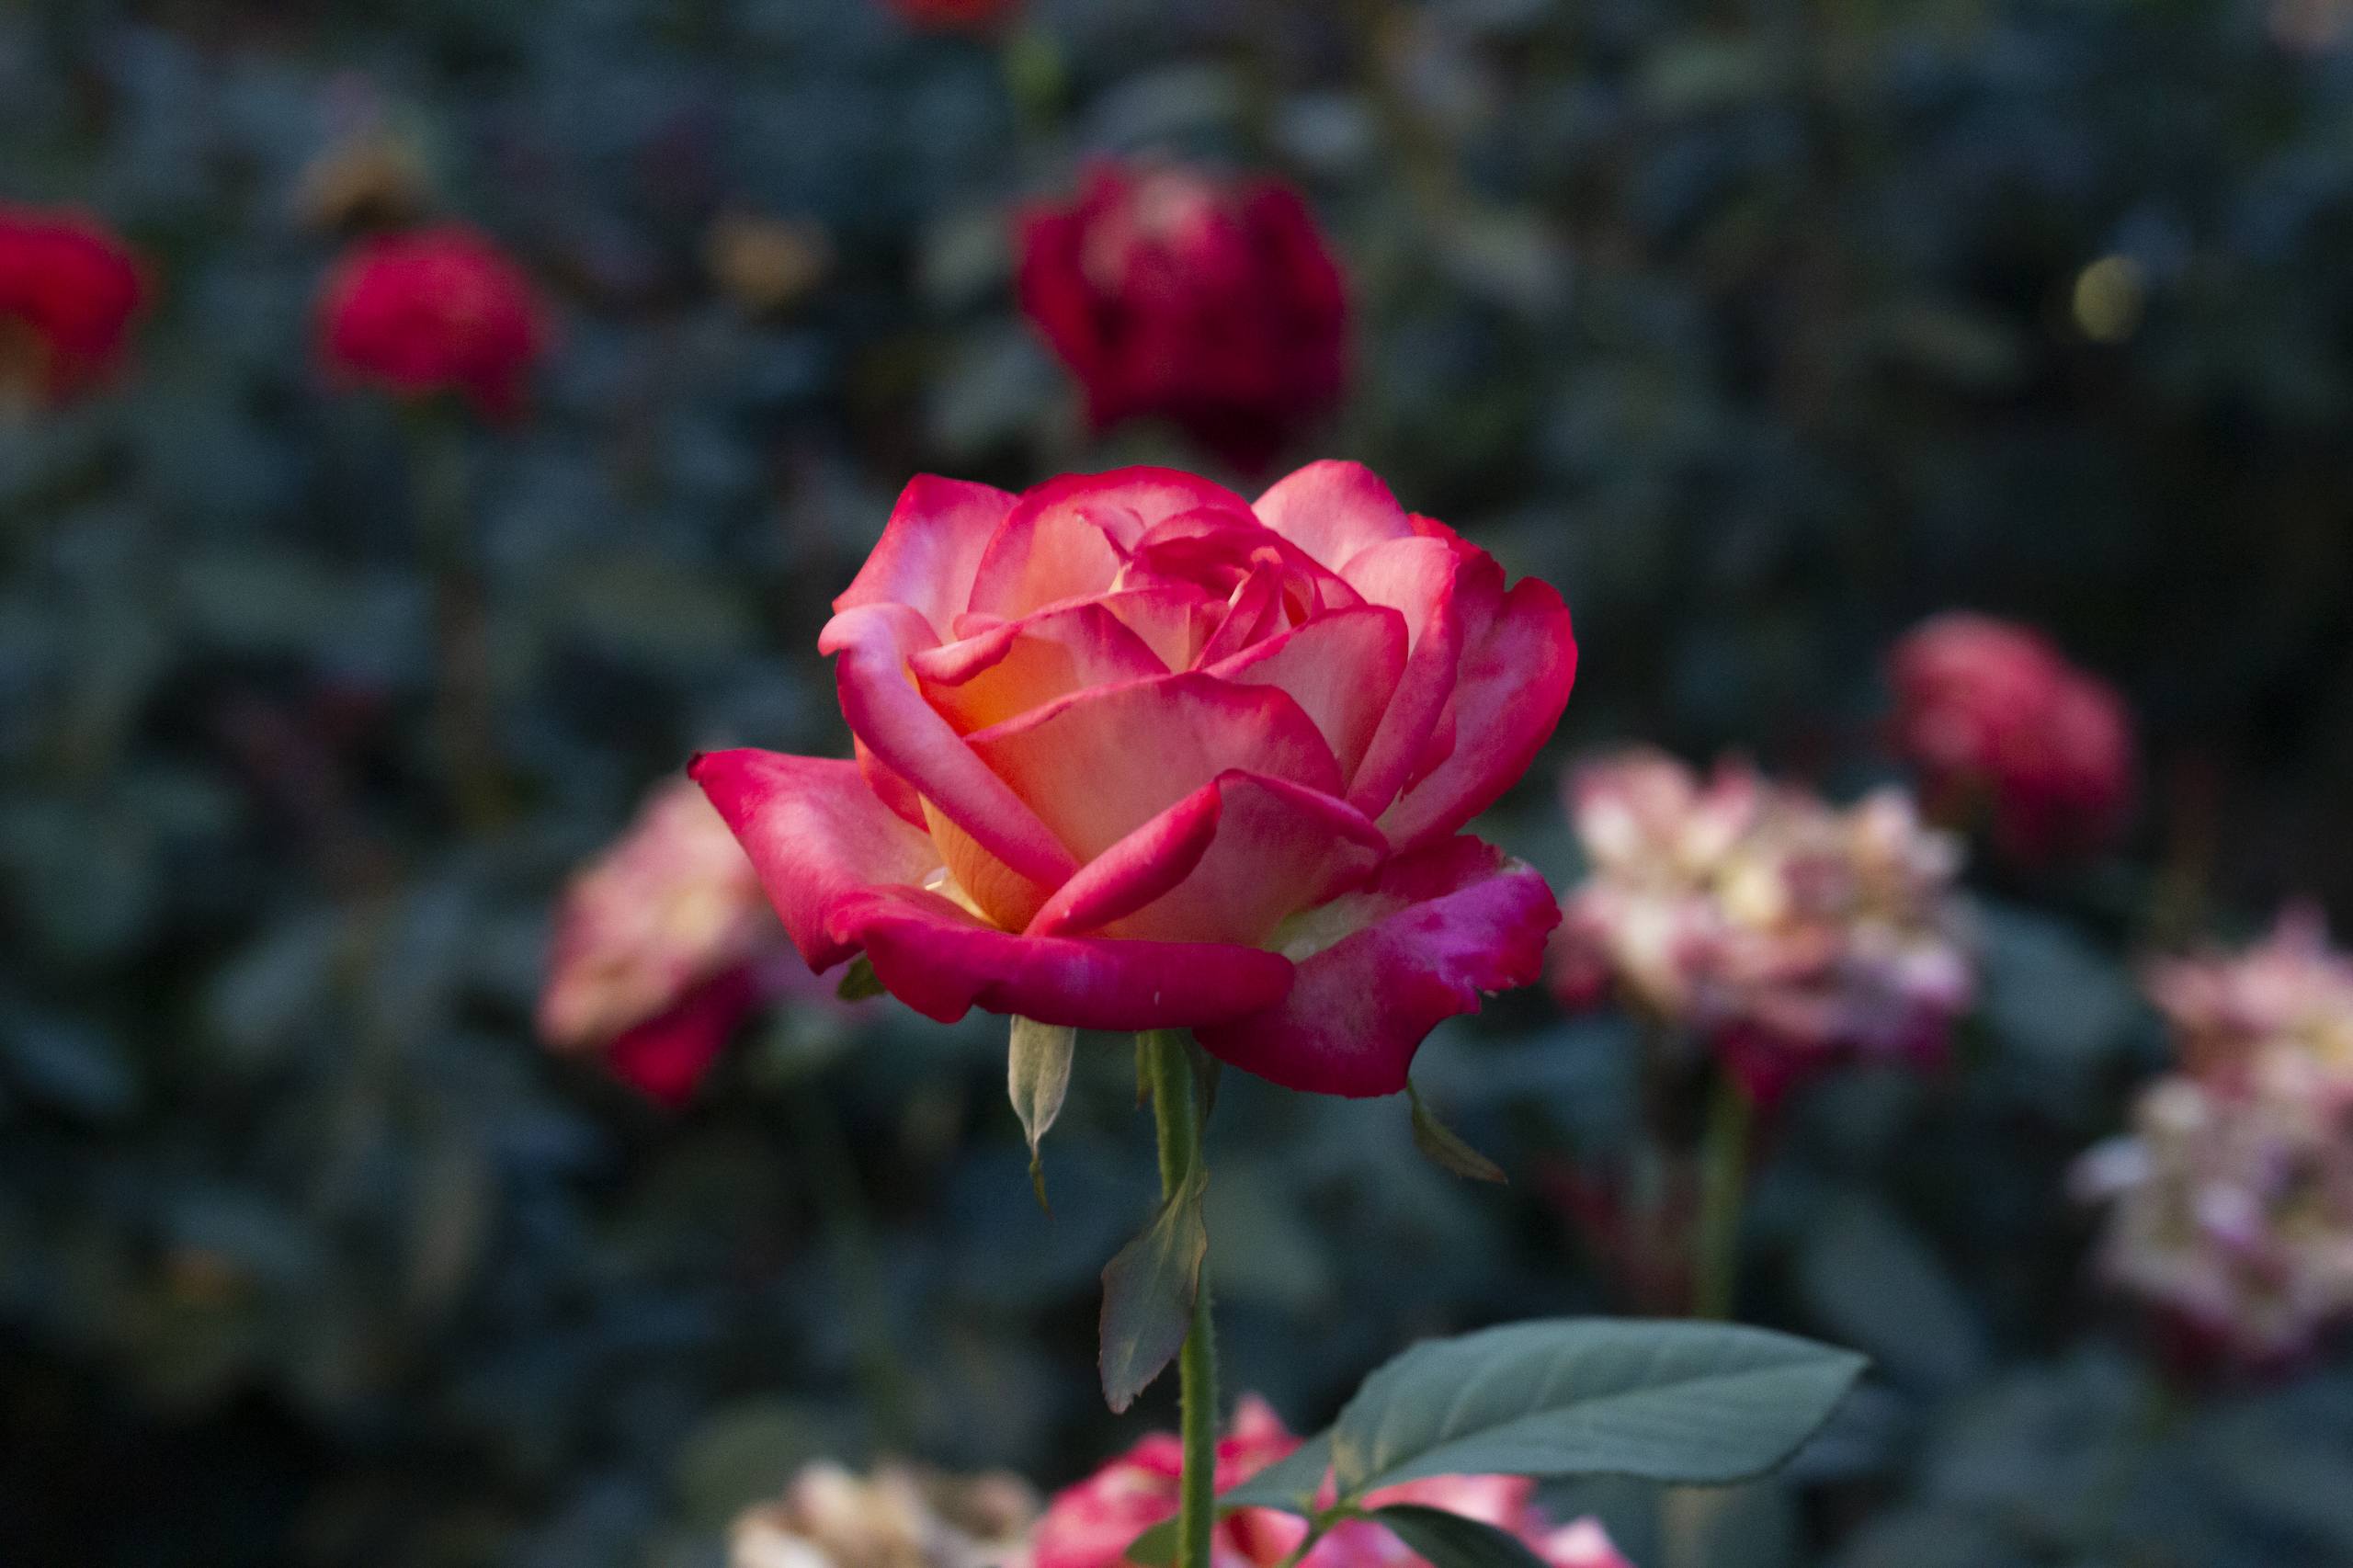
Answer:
[1017,164,1348,472]
[315,223,549,421]
[0,204,146,405]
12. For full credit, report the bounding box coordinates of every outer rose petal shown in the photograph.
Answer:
[1338,537,1473,814]
[965,671,1344,862]
[843,886,1293,1029]
[821,601,1079,887]
[602,966,762,1108]
[688,749,942,971]
[832,474,1018,639]
[1031,768,1386,944]
[1253,460,1416,574]
[1381,576,1579,851]
[1198,836,1561,1096]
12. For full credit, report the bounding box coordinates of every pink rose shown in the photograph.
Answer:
[1030,1396,1636,1568]
[315,223,549,421]
[692,461,1575,1096]
[1887,612,2135,864]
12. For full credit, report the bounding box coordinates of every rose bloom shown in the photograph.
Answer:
[1017,165,1348,472]
[1030,1395,1636,1568]
[315,223,548,420]
[1550,749,1972,1104]
[539,777,799,1105]
[692,461,1575,1097]
[731,1460,1036,1568]
[0,204,146,405]
[1887,612,2135,863]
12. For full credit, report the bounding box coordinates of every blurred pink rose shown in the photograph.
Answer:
[539,777,794,1105]
[1017,165,1348,472]
[1888,612,2135,864]
[1550,748,1972,1104]
[316,223,549,420]
[1030,1396,1635,1568]
[693,461,1575,1096]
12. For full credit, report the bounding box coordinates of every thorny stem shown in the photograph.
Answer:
[1692,1070,1754,1320]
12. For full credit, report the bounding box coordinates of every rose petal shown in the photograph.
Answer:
[820,601,1080,887]
[1207,604,1407,781]
[911,598,1169,733]
[964,671,1343,864]
[1338,536,1477,814]
[1381,576,1579,851]
[965,469,1251,622]
[1197,836,1561,1096]
[844,885,1294,1028]
[832,474,1018,639]
[854,735,926,827]
[1253,459,1416,574]
[689,748,944,971]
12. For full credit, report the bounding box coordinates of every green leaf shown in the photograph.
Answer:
[1123,1433,1335,1568]
[1327,1319,1866,1496]
[1097,1164,1208,1414]
[1408,1082,1507,1185]
[1369,1506,1554,1568]
[835,956,882,1001]
[1008,1017,1077,1211]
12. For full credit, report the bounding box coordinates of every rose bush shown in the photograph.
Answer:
[694,460,1575,1096]
[315,222,548,420]
[1017,165,1348,472]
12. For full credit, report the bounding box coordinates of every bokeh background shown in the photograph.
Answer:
[7,1,2353,1564]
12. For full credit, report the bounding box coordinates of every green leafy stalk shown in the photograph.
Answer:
[1692,1072,1753,1320]
[404,410,508,834]
[1145,1029,1219,1568]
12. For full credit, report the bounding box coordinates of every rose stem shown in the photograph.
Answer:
[1691,1070,1753,1320]
[1144,1029,1219,1568]
[405,409,508,835]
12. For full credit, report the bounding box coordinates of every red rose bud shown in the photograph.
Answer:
[1017,165,1348,472]
[0,204,147,406]
[691,460,1576,1097]
[539,778,792,1105]
[1551,749,1973,1106]
[1032,1395,1638,1568]
[1888,612,2136,864]
[315,223,548,421]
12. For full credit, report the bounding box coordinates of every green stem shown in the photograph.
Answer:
[1692,1071,1753,1320]
[788,1082,916,1449]
[405,413,508,835]
[1143,1030,1219,1568]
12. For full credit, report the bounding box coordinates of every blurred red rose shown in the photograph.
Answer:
[1030,1395,1636,1568]
[1888,612,2135,863]
[0,204,147,404]
[885,0,1020,28]
[315,223,548,421]
[1017,164,1348,472]
[692,460,1575,1098]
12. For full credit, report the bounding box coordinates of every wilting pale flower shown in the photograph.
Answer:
[2145,904,2353,1094]
[1887,612,2135,865]
[539,776,792,1104]
[692,461,1575,1098]
[1029,1395,1634,1568]
[2076,909,2353,1366]
[731,1460,1037,1568]
[1550,749,1972,1103]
